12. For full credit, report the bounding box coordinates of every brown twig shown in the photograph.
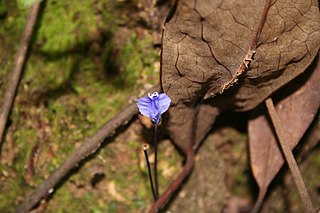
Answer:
[0,2,41,148]
[149,150,195,213]
[265,98,315,213]
[27,142,40,176]
[15,85,160,213]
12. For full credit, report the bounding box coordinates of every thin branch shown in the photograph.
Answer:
[149,150,195,213]
[0,2,41,147]
[265,98,315,213]
[15,85,160,213]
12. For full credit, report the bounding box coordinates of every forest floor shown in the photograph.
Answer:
[0,1,319,212]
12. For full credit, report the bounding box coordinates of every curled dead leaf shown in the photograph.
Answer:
[248,55,320,211]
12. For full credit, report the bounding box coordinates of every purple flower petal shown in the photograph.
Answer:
[136,92,171,124]
[136,96,152,117]
[158,93,171,114]
[149,98,160,122]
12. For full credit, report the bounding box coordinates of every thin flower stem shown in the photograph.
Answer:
[143,144,157,202]
[150,150,195,212]
[153,124,159,199]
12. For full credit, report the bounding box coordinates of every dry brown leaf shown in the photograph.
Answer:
[248,55,320,210]
[161,0,320,154]
[156,0,320,210]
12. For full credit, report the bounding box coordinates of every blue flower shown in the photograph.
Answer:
[137,92,171,124]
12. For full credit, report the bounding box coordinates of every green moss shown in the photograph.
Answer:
[0,1,8,17]
[0,1,27,93]
[16,0,42,9]
[119,33,158,86]
[49,187,90,212]
[0,0,161,212]
[0,1,26,36]
[36,1,97,53]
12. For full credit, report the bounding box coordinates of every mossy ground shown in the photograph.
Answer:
[0,1,182,212]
